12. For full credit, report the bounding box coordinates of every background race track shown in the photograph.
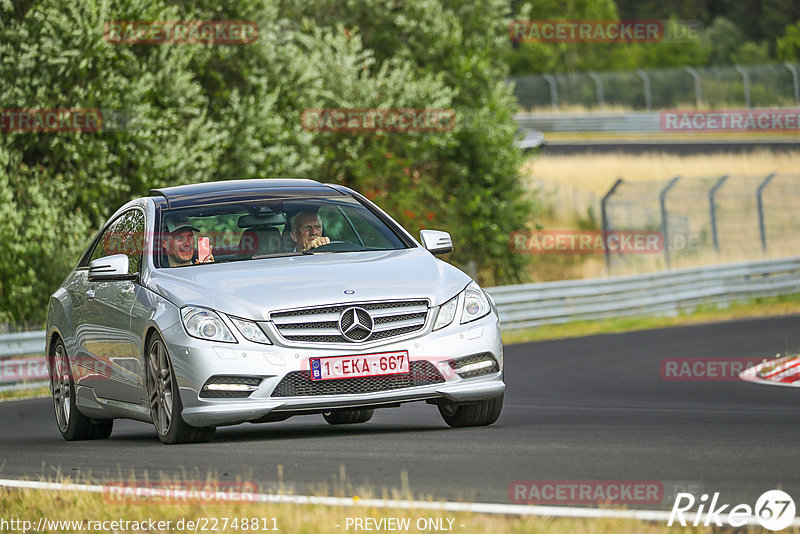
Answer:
[2,315,800,510]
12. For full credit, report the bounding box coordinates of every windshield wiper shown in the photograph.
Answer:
[252,251,311,260]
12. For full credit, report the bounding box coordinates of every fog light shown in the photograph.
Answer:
[449,354,499,378]
[205,383,253,392]
[200,376,263,398]
[456,360,494,375]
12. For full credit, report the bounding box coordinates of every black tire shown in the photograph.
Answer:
[145,332,215,444]
[322,408,374,425]
[50,338,113,441]
[438,394,504,428]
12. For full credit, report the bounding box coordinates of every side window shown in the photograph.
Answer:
[89,209,145,274]
[343,208,397,248]
[318,206,359,242]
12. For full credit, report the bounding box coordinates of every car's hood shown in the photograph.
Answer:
[146,248,471,320]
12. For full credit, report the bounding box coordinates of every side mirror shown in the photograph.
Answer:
[419,230,453,255]
[88,254,137,282]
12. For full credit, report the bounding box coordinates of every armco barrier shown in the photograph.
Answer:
[485,257,800,331]
[2,256,799,392]
[0,332,48,392]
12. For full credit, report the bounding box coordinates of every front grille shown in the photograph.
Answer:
[271,300,429,344]
[270,360,444,397]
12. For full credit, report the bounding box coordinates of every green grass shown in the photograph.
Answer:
[502,293,800,345]
[0,385,49,401]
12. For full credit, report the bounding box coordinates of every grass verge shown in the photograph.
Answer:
[501,293,800,345]
[0,385,49,401]
[0,483,722,534]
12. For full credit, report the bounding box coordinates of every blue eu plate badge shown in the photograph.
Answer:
[311,358,321,380]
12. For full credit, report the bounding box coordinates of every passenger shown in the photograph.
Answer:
[162,216,214,267]
[290,211,331,252]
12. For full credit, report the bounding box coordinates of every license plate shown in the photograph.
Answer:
[309,351,410,381]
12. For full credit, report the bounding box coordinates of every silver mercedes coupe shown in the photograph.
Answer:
[46,179,505,443]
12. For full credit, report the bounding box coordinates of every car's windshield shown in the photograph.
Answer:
[156,196,409,268]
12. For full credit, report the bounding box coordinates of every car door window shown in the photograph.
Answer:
[89,209,145,274]
[341,207,398,249]
[318,206,359,243]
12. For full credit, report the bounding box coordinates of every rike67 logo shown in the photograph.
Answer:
[669,490,796,530]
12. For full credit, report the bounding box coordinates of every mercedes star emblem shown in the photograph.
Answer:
[338,307,374,342]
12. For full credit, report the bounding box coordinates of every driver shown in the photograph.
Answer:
[162,216,214,267]
[290,211,330,252]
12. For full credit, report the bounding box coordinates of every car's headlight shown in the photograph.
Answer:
[229,316,272,345]
[461,281,491,324]
[433,295,458,331]
[181,306,236,343]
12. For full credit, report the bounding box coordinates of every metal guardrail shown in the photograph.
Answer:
[2,256,799,391]
[486,256,800,331]
[515,111,662,133]
[0,331,48,393]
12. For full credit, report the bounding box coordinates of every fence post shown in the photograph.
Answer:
[785,63,800,104]
[708,175,729,253]
[660,176,682,268]
[601,178,624,270]
[588,71,604,107]
[636,69,652,110]
[734,66,751,108]
[685,67,702,107]
[757,172,777,253]
[543,74,559,110]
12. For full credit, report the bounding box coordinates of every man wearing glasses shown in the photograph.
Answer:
[289,211,331,252]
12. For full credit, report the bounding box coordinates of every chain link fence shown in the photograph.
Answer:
[510,63,800,110]
[601,173,800,273]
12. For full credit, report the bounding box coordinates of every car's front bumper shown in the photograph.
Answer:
[161,312,504,428]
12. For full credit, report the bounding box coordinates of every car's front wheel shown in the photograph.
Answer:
[146,332,215,444]
[51,339,113,441]
[438,394,504,428]
[322,408,374,425]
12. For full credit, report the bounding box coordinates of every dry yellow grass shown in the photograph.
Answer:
[0,482,723,534]
[520,150,800,278]
[523,150,800,196]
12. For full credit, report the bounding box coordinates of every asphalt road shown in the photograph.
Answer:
[2,315,800,510]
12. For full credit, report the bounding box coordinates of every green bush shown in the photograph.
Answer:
[0,0,534,323]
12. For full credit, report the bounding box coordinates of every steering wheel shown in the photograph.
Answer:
[310,240,358,252]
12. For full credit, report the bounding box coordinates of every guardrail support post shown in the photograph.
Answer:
[588,71,604,108]
[601,178,624,270]
[785,63,800,104]
[543,74,559,110]
[757,172,777,252]
[636,69,652,110]
[660,176,682,269]
[734,66,751,108]
[709,175,729,254]
[686,67,702,108]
